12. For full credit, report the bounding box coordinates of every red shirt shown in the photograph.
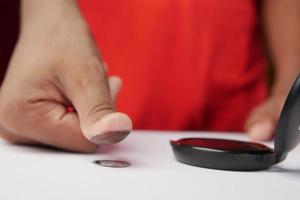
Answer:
[79,0,268,132]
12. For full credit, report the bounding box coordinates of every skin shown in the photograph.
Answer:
[0,0,132,152]
[0,0,299,152]
[245,0,300,140]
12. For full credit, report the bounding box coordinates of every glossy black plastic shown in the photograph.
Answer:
[170,138,279,171]
[171,74,300,171]
[274,74,300,155]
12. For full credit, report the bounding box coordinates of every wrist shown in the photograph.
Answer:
[20,0,88,39]
[271,69,299,98]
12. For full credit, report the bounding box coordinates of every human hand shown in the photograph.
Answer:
[245,94,285,141]
[0,1,132,152]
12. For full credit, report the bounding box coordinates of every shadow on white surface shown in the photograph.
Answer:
[1,139,130,155]
[1,142,76,154]
[96,143,132,155]
[267,166,300,178]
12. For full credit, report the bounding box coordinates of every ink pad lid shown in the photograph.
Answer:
[274,75,300,155]
[170,74,300,171]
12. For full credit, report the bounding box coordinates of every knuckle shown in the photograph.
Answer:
[61,57,106,91]
[84,98,114,121]
[71,56,103,74]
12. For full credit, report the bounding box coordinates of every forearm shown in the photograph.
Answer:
[263,0,300,96]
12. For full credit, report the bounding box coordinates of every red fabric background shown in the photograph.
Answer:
[0,1,268,132]
[79,0,268,132]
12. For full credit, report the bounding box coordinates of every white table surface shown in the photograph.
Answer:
[0,130,299,200]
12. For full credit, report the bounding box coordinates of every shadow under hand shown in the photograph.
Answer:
[8,143,82,155]
[96,143,133,155]
[2,139,133,156]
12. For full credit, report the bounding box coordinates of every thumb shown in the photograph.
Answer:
[59,58,132,145]
[246,118,276,141]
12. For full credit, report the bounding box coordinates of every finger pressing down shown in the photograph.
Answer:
[245,98,284,141]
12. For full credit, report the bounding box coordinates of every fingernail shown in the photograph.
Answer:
[86,112,132,145]
[248,121,274,141]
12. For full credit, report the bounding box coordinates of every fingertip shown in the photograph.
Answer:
[109,76,122,89]
[82,112,132,145]
[108,76,123,101]
[247,119,275,141]
[103,62,108,72]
